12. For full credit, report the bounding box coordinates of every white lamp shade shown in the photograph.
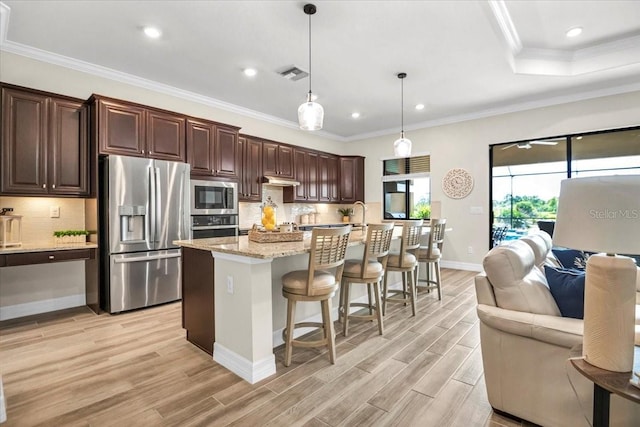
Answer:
[393,136,412,157]
[553,175,640,254]
[298,101,324,131]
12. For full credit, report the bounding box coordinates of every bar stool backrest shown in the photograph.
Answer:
[306,226,351,296]
[425,218,447,258]
[399,220,423,268]
[362,223,395,277]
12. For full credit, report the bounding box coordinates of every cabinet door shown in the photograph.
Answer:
[292,149,307,201]
[147,110,186,162]
[97,98,146,157]
[49,98,89,196]
[306,151,319,201]
[1,88,49,194]
[319,154,339,202]
[187,119,215,176]
[214,126,239,179]
[262,141,278,176]
[239,137,262,201]
[340,156,365,203]
[277,144,294,178]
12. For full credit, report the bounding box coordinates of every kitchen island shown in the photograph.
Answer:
[174,229,372,383]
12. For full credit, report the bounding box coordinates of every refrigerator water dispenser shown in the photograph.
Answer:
[119,205,146,242]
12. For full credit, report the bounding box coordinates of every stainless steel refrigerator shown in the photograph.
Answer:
[99,155,190,313]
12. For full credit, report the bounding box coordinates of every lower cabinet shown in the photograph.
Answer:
[181,247,215,355]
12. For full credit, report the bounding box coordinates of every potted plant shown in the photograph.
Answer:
[54,230,90,245]
[337,207,353,223]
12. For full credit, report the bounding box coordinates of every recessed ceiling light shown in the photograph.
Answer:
[415,104,425,110]
[351,112,360,119]
[566,27,582,38]
[243,68,257,77]
[143,26,162,39]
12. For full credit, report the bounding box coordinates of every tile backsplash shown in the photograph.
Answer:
[238,187,381,229]
[0,197,86,245]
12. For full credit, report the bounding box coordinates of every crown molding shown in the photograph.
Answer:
[488,0,640,76]
[344,80,640,143]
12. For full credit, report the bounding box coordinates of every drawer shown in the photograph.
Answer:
[4,249,95,267]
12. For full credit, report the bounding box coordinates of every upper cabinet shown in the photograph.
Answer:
[262,140,294,179]
[186,118,240,180]
[238,136,263,202]
[93,96,185,162]
[318,153,340,202]
[339,156,365,203]
[284,148,319,202]
[1,85,89,197]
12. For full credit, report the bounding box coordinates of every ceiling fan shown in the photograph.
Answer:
[501,139,560,150]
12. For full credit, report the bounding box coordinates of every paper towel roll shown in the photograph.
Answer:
[583,253,637,372]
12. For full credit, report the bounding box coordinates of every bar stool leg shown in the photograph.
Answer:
[321,299,336,364]
[342,281,352,337]
[284,299,297,367]
[367,283,374,315]
[435,260,442,300]
[382,272,389,316]
[374,279,384,335]
[409,266,417,316]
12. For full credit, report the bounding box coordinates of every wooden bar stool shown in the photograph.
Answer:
[339,223,394,337]
[382,220,423,316]
[416,218,447,300]
[281,226,351,367]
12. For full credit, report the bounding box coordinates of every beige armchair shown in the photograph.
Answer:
[475,232,640,427]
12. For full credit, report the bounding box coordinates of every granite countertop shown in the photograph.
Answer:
[175,230,370,259]
[0,242,98,255]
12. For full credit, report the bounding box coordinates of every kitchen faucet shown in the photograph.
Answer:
[353,201,367,233]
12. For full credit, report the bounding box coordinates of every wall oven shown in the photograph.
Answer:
[191,180,238,215]
[191,214,239,239]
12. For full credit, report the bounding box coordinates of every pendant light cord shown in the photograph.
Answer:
[401,77,404,134]
[308,12,312,95]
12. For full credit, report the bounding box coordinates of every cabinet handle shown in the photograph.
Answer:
[52,184,56,189]
[42,184,46,189]
[48,255,55,260]
[142,150,145,154]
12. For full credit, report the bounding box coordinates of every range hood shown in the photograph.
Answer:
[262,175,300,187]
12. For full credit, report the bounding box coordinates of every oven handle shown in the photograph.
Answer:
[191,225,239,230]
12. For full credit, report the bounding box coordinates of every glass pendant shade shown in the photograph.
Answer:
[298,93,324,131]
[394,131,412,157]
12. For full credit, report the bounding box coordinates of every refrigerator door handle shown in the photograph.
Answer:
[113,252,181,264]
[154,167,161,244]
[149,165,157,246]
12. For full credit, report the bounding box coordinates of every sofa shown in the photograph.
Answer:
[475,231,640,427]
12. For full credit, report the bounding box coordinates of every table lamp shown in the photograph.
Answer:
[553,175,640,372]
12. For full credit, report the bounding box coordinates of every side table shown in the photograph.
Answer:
[570,346,640,427]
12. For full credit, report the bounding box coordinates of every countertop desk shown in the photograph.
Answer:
[570,346,640,427]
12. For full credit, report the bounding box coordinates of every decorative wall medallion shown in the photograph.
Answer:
[442,168,474,199]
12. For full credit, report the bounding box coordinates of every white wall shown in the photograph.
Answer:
[343,91,640,269]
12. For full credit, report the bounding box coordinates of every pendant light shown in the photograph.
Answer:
[393,72,412,157]
[298,3,324,131]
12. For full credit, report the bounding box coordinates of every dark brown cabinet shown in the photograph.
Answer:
[339,156,365,203]
[187,118,240,180]
[238,135,263,201]
[284,148,318,202]
[94,96,185,162]
[319,153,340,202]
[263,140,294,179]
[1,85,89,196]
[2,248,95,267]
[182,247,215,355]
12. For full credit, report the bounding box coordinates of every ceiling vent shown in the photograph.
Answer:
[278,66,308,81]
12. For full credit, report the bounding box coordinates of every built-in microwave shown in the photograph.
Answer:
[190,179,238,215]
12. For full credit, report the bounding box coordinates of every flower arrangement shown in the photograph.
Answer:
[54,230,90,244]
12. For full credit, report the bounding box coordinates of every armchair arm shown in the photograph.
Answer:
[477,304,583,349]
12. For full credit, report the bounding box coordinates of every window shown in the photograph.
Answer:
[382,155,430,220]
[489,126,640,248]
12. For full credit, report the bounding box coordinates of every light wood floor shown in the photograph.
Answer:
[0,269,536,427]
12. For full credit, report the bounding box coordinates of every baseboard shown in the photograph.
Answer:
[441,260,483,272]
[213,342,276,384]
[0,294,86,321]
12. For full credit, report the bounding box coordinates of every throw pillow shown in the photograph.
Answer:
[552,248,589,270]
[544,265,586,319]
